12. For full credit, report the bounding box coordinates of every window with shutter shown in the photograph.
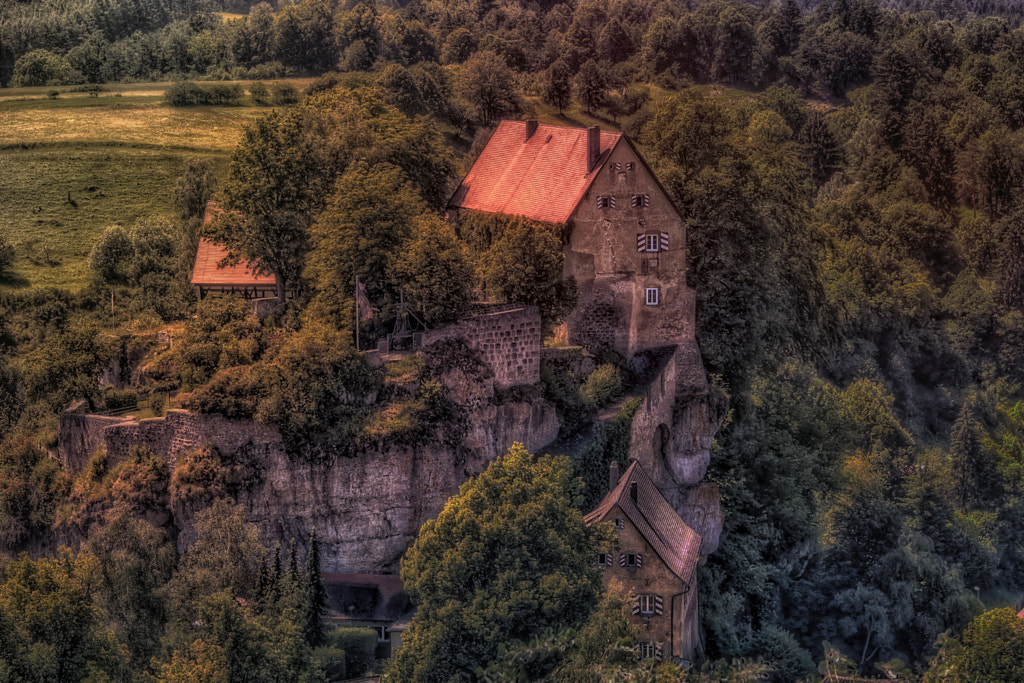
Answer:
[609,162,621,172]
[638,595,655,614]
[597,195,616,209]
[631,194,650,208]
[625,162,635,171]
[625,553,638,567]
[645,234,659,252]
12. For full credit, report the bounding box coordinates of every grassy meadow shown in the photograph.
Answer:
[0,81,310,290]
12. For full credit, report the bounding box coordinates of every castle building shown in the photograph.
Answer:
[585,460,703,662]
[449,121,714,663]
[447,120,696,361]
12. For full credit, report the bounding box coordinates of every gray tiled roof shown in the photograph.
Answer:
[585,461,702,585]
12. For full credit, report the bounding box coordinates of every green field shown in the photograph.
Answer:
[0,81,310,291]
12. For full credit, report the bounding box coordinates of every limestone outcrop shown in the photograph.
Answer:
[59,368,558,572]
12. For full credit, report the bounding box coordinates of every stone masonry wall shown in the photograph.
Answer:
[423,306,541,388]
[58,411,132,472]
[599,502,699,660]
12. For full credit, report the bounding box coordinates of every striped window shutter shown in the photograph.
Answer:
[642,194,650,207]
[636,553,643,567]
[609,195,616,209]
[631,597,641,615]
[654,643,663,661]
[654,595,663,615]
[619,553,626,567]
[605,554,613,567]
[616,519,625,529]
[637,234,646,252]
[660,232,669,251]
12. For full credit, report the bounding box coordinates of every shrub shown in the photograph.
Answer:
[165,80,244,106]
[103,388,138,411]
[149,393,166,417]
[271,82,299,105]
[0,236,14,275]
[580,364,622,408]
[326,628,376,678]
[89,225,134,282]
[250,81,270,104]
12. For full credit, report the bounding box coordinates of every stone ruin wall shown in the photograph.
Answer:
[422,306,541,388]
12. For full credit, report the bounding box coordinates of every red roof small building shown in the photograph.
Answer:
[585,460,703,663]
[190,201,279,300]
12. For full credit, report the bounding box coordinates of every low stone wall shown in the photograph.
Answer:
[58,411,132,472]
[423,306,541,388]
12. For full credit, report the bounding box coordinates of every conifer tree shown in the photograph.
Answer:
[303,527,327,647]
[288,538,299,583]
[951,401,987,509]
[270,542,282,603]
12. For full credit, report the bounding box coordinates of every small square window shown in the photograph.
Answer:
[639,595,655,614]
[609,162,621,172]
[645,288,659,306]
[597,195,616,209]
[626,162,635,171]
[626,553,638,567]
[631,194,650,208]
[597,552,610,566]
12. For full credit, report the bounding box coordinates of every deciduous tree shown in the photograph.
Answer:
[389,443,606,682]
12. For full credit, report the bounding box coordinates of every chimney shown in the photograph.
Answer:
[609,461,620,492]
[630,481,638,503]
[587,125,601,173]
[525,119,538,141]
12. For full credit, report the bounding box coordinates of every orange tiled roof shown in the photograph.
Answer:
[190,200,276,288]
[585,461,702,586]
[448,121,622,224]
[191,238,276,288]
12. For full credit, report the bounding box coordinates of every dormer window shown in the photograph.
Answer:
[597,195,616,209]
[631,194,650,208]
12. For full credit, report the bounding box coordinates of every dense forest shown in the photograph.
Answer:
[3,0,1024,680]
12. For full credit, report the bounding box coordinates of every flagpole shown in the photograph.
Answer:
[355,275,360,351]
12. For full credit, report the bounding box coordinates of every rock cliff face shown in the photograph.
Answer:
[628,342,728,557]
[60,365,558,573]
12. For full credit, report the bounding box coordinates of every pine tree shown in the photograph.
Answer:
[255,560,270,612]
[288,538,299,583]
[951,401,986,509]
[303,527,328,647]
[270,542,282,603]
